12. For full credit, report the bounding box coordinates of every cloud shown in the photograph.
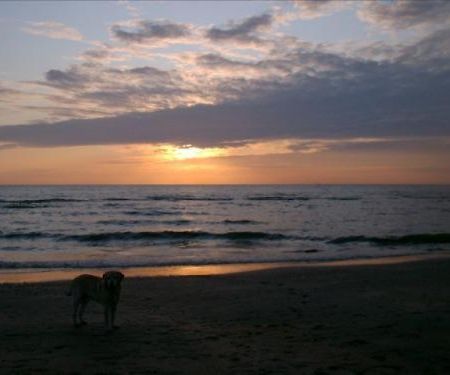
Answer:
[206,13,273,45]
[28,62,193,119]
[2,24,449,147]
[349,26,450,66]
[291,0,351,20]
[0,82,57,124]
[358,0,450,31]
[398,27,450,67]
[45,67,89,88]
[81,49,110,61]
[22,21,83,41]
[119,66,172,79]
[5,7,450,148]
[291,1,450,29]
[0,86,22,100]
[118,0,141,18]
[1,47,448,148]
[111,20,192,44]
[78,42,132,64]
[195,51,301,82]
[0,143,17,151]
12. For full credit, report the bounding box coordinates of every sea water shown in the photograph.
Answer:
[1,185,449,270]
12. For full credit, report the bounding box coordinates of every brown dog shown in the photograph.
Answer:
[67,271,124,330]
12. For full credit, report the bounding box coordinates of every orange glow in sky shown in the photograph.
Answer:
[1,138,449,185]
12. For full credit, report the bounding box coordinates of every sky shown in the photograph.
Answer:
[0,0,449,184]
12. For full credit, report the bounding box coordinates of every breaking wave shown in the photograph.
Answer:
[146,195,233,201]
[246,196,310,201]
[329,233,450,246]
[63,231,292,243]
[0,230,294,243]
[222,219,261,225]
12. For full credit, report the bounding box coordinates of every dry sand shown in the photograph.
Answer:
[1,258,450,374]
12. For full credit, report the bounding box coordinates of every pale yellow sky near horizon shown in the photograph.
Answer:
[1,141,449,185]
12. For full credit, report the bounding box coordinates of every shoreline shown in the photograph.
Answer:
[1,251,449,284]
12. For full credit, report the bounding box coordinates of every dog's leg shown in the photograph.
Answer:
[111,303,119,329]
[104,306,111,331]
[72,297,81,327]
[78,299,88,325]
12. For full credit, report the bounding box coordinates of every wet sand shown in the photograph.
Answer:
[1,258,450,374]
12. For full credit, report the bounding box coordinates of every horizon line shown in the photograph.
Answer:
[1,183,449,187]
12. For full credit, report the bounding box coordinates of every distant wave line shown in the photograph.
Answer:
[2,231,449,246]
[63,231,293,242]
[329,233,450,246]
[0,195,363,207]
[0,230,298,243]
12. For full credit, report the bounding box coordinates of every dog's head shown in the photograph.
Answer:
[102,271,124,289]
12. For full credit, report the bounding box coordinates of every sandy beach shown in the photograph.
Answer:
[1,257,450,374]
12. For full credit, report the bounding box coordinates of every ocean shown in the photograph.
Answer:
[1,185,449,271]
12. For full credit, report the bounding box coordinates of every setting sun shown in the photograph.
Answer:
[174,145,203,160]
[164,145,224,160]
